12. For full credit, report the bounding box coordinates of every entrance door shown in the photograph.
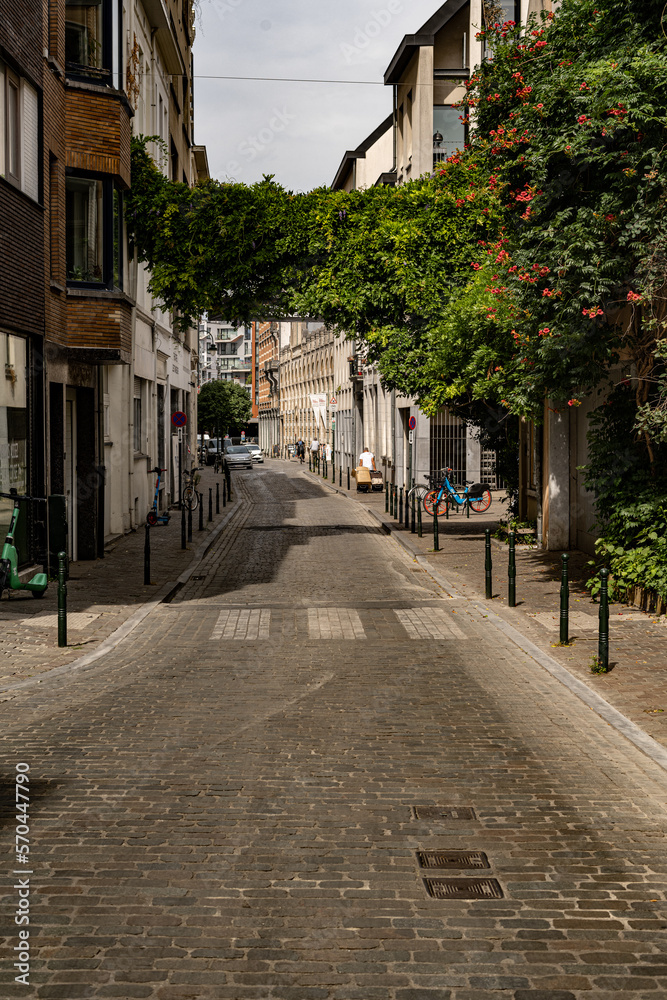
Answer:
[65,391,77,561]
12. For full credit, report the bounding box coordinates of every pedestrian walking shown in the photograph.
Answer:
[358,446,376,471]
[296,438,305,464]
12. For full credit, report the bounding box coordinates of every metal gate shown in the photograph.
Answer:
[429,408,466,483]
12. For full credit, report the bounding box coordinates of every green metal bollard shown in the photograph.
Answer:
[144,523,151,585]
[433,510,440,551]
[508,530,516,607]
[417,503,423,538]
[199,493,204,531]
[598,567,610,671]
[404,487,410,529]
[187,503,193,543]
[411,490,416,534]
[466,496,470,518]
[332,459,335,483]
[226,467,232,500]
[57,551,67,648]
[398,487,403,524]
[560,553,570,644]
[309,453,312,471]
[181,504,186,550]
[222,478,227,508]
[347,467,350,490]
[385,481,389,513]
[216,482,220,514]
[485,528,492,600]
[339,466,342,487]
[208,488,213,523]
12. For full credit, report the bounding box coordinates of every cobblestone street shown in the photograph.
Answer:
[2,462,667,999]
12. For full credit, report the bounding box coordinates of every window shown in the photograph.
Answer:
[0,333,28,543]
[483,1,520,57]
[133,376,143,453]
[433,106,466,164]
[65,0,121,84]
[0,62,40,200]
[66,174,123,288]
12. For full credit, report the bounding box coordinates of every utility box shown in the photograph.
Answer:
[48,495,68,578]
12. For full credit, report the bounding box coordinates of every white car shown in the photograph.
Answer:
[246,444,263,463]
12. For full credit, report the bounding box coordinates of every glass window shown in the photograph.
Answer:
[66,0,106,77]
[65,0,121,84]
[66,175,124,288]
[0,333,28,542]
[66,176,104,283]
[433,106,466,163]
[0,63,41,200]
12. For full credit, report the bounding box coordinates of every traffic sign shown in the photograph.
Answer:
[408,415,417,431]
[329,396,338,411]
[172,410,187,428]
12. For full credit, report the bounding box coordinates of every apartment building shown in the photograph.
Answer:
[0,0,45,567]
[257,321,281,457]
[279,322,335,455]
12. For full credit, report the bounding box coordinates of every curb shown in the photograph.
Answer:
[304,469,667,776]
[0,500,243,697]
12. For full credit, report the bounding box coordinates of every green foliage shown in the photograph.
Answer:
[197,380,252,436]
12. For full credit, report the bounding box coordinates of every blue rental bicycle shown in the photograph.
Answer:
[423,468,492,517]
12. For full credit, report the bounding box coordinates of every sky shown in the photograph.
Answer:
[192,0,446,192]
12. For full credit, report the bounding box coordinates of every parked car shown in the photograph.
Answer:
[246,444,263,463]
[223,445,254,470]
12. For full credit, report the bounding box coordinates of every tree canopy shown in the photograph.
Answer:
[197,379,252,437]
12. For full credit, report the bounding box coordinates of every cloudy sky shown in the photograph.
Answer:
[193,0,446,192]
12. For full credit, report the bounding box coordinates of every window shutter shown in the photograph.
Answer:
[21,80,39,201]
[134,376,141,399]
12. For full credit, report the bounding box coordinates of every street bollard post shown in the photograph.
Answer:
[560,553,570,644]
[398,487,403,524]
[332,459,335,483]
[208,488,213,523]
[347,467,350,490]
[199,493,204,531]
[508,530,516,607]
[393,485,398,520]
[57,551,67,648]
[385,481,389,513]
[417,503,423,538]
[411,490,416,533]
[226,467,232,500]
[187,502,193,543]
[339,466,342,487]
[144,523,151,585]
[598,567,610,671]
[181,504,186,549]
[466,497,470,518]
[445,494,450,520]
[485,528,492,600]
[404,487,410,530]
[433,510,440,551]
[216,482,220,514]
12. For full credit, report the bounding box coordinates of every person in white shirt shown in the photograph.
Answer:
[358,448,376,471]
[310,438,319,454]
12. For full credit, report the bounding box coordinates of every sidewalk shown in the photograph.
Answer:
[0,465,243,691]
[298,458,667,752]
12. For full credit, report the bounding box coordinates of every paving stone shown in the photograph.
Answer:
[2,462,667,998]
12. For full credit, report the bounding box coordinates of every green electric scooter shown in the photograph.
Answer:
[0,489,48,599]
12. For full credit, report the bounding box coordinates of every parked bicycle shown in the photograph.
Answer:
[182,467,201,510]
[423,468,492,516]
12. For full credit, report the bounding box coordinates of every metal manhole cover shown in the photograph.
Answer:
[417,850,489,870]
[414,806,476,821]
[424,877,503,900]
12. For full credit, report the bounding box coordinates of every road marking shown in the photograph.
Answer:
[396,607,466,640]
[307,608,366,640]
[211,609,271,640]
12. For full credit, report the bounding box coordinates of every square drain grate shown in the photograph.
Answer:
[424,877,503,900]
[413,806,477,821]
[417,850,489,870]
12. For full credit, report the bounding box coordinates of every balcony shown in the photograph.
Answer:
[217,357,251,371]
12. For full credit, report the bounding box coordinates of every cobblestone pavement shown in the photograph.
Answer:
[302,461,667,752]
[2,461,667,998]
[0,466,238,688]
